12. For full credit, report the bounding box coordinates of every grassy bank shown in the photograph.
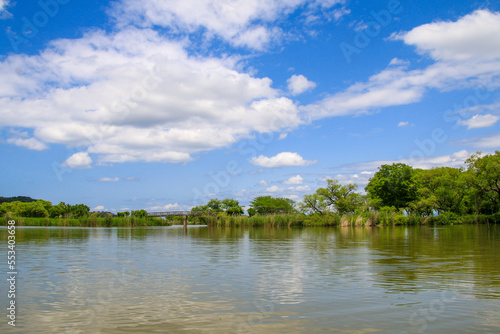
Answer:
[2,211,500,228]
[0,216,172,227]
[193,211,500,227]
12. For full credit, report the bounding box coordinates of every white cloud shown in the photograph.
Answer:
[266,185,284,193]
[278,133,288,140]
[99,177,120,182]
[110,0,345,50]
[63,152,93,169]
[389,58,410,66]
[259,180,268,187]
[459,114,499,129]
[292,185,311,192]
[149,203,180,211]
[93,205,105,211]
[0,0,11,18]
[344,149,472,171]
[287,74,317,95]
[0,28,302,165]
[466,133,500,149]
[398,121,409,127]
[250,152,317,168]
[284,174,303,185]
[303,10,500,120]
[6,137,48,151]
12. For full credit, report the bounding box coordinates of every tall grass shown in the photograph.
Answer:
[0,216,170,227]
[3,211,499,228]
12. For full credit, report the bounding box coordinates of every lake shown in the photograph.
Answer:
[1,225,499,333]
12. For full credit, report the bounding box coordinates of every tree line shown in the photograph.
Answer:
[0,199,149,220]
[2,151,498,225]
[192,151,500,224]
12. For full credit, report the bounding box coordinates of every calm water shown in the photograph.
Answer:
[1,225,500,333]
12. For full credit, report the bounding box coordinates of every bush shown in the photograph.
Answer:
[429,212,461,225]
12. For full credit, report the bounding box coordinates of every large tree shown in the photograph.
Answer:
[299,193,327,215]
[249,196,295,215]
[365,163,418,210]
[411,167,466,215]
[465,151,500,213]
[192,198,244,216]
[308,179,362,214]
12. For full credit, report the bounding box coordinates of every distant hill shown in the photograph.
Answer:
[0,196,38,204]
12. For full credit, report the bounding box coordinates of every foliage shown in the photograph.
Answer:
[0,196,37,204]
[465,151,500,213]
[316,179,363,214]
[191,198,244,216]
[411,167,466,215]
[3,151,500,227]
[131,209,148,218]
[117,211,130,217]
[365,163,418,210]
[299,194,326,215]
[249,196,296,215]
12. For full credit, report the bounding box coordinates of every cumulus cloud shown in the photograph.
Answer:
[287,74,316,95]
[109,0,345,50]
[284,174,303,185]
[465,133,500,149]
[266,185,284,192]
[0,28,302,165]
[6,137,48,151]
[343,149,472,171]
[394,10,500,61]
[250,152,317,168]
[398,121,409,127]
[93,205,105,211]
[459,114,499,129]
[63,152,93,169]
[290,185,311,191]
[149,203,179,211]
[259,180,268,186]
[303,10,500,120]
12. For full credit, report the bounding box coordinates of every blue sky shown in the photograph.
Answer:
[1,0,499,213]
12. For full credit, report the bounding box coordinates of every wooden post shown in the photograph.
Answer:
[183,215,187,228]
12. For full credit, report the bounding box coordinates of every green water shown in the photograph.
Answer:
[1,225,499,333]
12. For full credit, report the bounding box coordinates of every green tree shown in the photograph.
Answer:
[131,209,148,218]
[25,201,49,218]
[365,163,418,210]
[49,202,70,218]
[465,151,500,213]
[299,193,327,215]
[192,198,244,215]
[411,167,466,215]
[249,196,295,215]
[117,211,130,217]
[221,199,244,216]
[247,208,256,217]
[69,204,90,218]
[315,179,362,214]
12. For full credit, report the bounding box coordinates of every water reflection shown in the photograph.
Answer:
[0,225,499,333]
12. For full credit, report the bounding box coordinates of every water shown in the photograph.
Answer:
[1,225,500,333]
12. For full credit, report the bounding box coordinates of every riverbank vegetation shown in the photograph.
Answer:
[192,151,500,227]
[2,151,499,227]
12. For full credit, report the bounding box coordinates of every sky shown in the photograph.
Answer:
[0,0,499,213]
